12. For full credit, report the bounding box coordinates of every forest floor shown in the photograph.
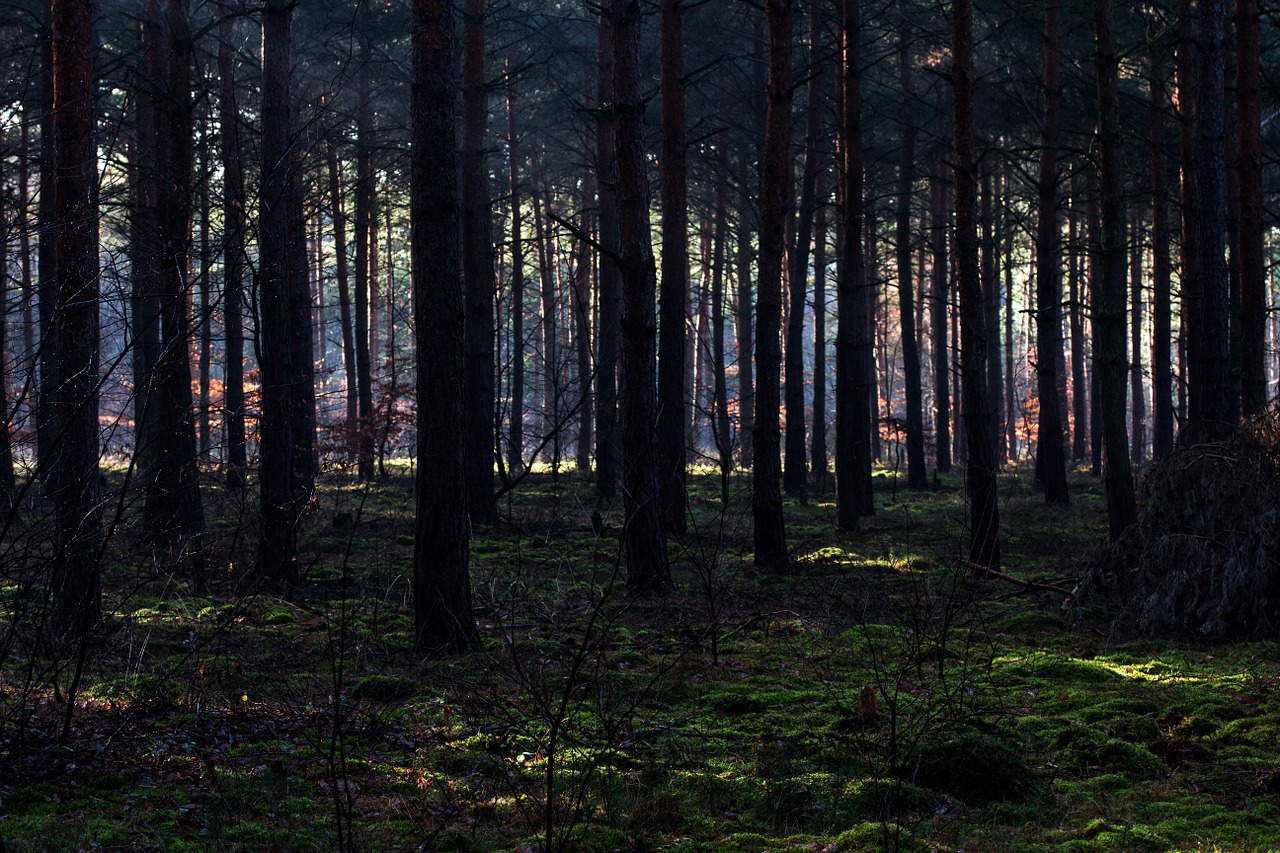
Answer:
[3,461,1280,852]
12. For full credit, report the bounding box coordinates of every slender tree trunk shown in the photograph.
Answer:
[258,0,314,586]
[1035,0,1069,503]
[657,0,688,532]
[325,127,357,428]
[1093,0,1138,539]
[1087,178,1102,476]
[982,166,1001,467]
[1235,0,1264,417]
[49,0,101,641]
[812,197,829,490]
[594,8,621,503]
[412,0,478,654]
[1130,212,1145,462]
[836,0,872,529]
[752,0,793,567]
[612,0,672,595]
[506,71,525,475]
[19,108,35,393]
[953,0,1000,569]
[1003,182,1017,461]
[735,164,755,469]
[0,159,15,517]
[36,19,55,486]
[218,0,247,488]
[198,136,212,458]
[354,40,376,480]
[1176,0,1201,432]
[894,27,926,488]
[930,168,951,474]
[784,2,824,500]
[711,155,732,489]
[573,166,595,475]
[533,187,559,473]
[1149,38,1174,457]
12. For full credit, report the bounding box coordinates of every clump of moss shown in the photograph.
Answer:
[913,729,1039,803]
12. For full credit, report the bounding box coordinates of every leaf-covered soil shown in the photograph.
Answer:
[3,464,1280,852]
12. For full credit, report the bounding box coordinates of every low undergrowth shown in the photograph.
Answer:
[2,464,1279,852]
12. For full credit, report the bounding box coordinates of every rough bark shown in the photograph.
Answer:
[953,0,1001,569]
[324,116,357,429]
[1149,37,1174,458]
[354,38,376,480]
[594,8,621,503]
[506,72,525,475]
[1093,0,1138,539]
[930,169,951,474]
[1235,0,1264,416]
[411,0,479,654]
[218,0,247,489]
[812,196,829,490]
[613,0,672,595]
[1130,213,1145,462]
[753,0,793,567]
[894,28,926,488]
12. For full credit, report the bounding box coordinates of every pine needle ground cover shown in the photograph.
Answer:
[2,466,1279,852]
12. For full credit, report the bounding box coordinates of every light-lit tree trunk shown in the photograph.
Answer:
[0,158,15,517]
[354,39,376,480]
[657,0,688,533]
[411,0,479,654]
[930,168,951,475]
[324,115,357,429]
[594,7,621,503]
[1035,0,1068,503]
[506,70,525,475]
[1093,0,1138,539]
[218,0,247,489]
[894,25,926,488]
[573,164,595,475]
[1149,37,1174,458]
[711,153,732,492]
[735,164,755,469]
[1130,213,1145,462]
[812,195,830,490]
[532,187,560,473]
[953,0,1000,569]
[753,0,793,567]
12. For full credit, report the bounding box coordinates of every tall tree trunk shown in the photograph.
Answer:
[218,0,247,489]
[930,168,951,474]
[612,0,672,595]
[19,108,35,393]
[982,167,1002,467]
[1149,36,1175,457]
[1093,0,1138,539]
[36,17,55,487]
[49,0,101,641]
[735,163,755,469]
[1176,0,1200,432]
[836,0,871,529]
[459,0,498,521]
[258,0,314,586]
[506,71,525,475]
[411,0,478,654]
[711,153,732,490]
[953,0,1000,569]
[657,0,688,532]
[594,8,621,504]
[198,135,212,458]
[143,0,205,584]
[895,26,926,488]
[784,1,824,500]
[0,158,15,518]
[1035,0,1069,503]
[1130,212,1146,462]
[325,124,357,428]
[752,0,793,567]
[1235,0,1264,416]
[573,165,595,475]
[1003,181,1017,461]
[533,187,559,473]
[812,196,829,490]
[354,39,376,480]
[1188,0,1229,438]
[1087,178,1102,476]
[1068,188,1087,462]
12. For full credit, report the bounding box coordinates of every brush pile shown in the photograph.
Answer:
[1079,406,1280,640]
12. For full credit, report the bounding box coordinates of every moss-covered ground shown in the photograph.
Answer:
[2,462,1279,851]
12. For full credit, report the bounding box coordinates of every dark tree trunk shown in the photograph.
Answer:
[752,0,793,567]
[461,0,498,519]
[258,0,314,586]
[1087,179,1102,476]
[1035,0,1068,503]
[36,20,55,486]
[573,158,595,476]
[930,168,951,474]
[218,0,246,489]
[198,137,212,458]
[657,0,688,532]
[411,0,479,654]
[49,0,101,641]
[784,1,824,501]
[533,187,560,473]
[594,8,621,503]
[1149,37,1174,457]
[325,119,357,429]
[354,40,376,480]
[982,167,1002,467]
[1235,0,1264,416]
[18,108,35,394]
[1093,0,1138,539]
[506,72,525,475]
[0,158,14,517]
[1176,0,1201,432]
[1003,181,1017,461]
[613,0,672,595]
[953,0,1000,569]
[894,27,926,488]
[836,0,872,529]
[811,196,829,490]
